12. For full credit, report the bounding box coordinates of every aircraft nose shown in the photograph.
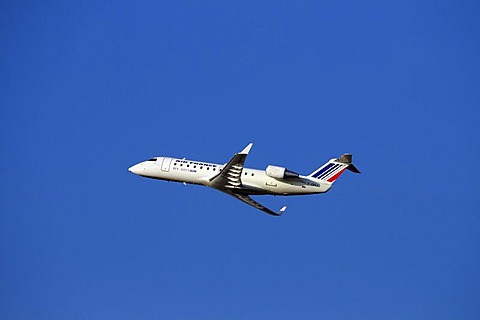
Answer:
[128,163,144,175]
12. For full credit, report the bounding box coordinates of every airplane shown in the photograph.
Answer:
[128,143,360,216]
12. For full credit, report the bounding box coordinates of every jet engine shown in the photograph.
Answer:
[265,165,299,179]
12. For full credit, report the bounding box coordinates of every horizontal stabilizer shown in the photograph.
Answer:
[347,164,361,173]
[336,154,353,164]
[336,153,361,174]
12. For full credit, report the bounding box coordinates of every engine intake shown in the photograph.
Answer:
[266,165,299,179]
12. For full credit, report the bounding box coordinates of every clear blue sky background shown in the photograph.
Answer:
[1,1,479,319]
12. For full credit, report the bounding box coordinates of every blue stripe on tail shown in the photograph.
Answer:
[318,164,342,180]
[312,163,335,178]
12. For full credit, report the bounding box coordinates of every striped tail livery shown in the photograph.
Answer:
[309,154,361,183]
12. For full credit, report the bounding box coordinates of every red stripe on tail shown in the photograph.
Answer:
[327,168,347,182]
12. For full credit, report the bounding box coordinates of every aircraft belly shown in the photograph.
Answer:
[241,174,298,195]
[236,183,269,195]
[240,170,328,195]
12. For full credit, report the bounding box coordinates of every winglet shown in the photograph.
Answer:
[279,206,287,215]
[239,143,253,154]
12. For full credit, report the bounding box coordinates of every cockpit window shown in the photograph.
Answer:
[147,158,157,161]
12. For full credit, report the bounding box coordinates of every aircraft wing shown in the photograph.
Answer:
[209,143,253,189]
[229,193,287,216]
[209,143,286,216]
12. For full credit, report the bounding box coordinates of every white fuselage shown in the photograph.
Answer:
[129,156,331,196]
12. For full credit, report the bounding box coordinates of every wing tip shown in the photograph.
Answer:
[278,206,287,215]
[240,143,253,154]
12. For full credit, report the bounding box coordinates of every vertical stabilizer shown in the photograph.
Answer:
[309,154,360,183]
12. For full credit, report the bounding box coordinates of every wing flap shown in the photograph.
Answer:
[230,193,286,216]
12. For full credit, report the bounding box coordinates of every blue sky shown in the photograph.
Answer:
[1,1,479,318]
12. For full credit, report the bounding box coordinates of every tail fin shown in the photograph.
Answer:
[308,153,360,183]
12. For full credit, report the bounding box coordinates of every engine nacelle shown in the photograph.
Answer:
[265,165,299,179]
